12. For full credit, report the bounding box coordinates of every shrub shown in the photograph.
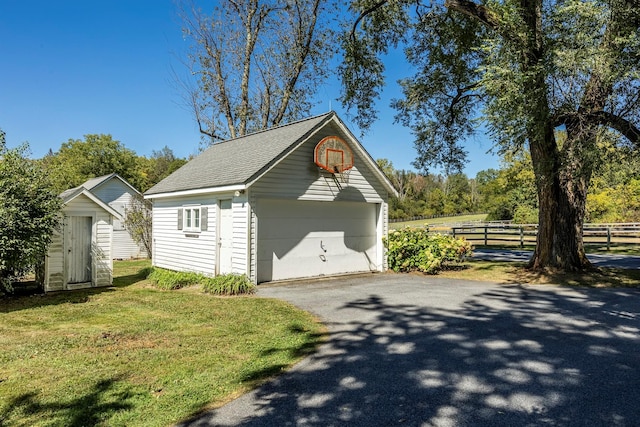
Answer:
[385,227,472,274]
[138,266,154,279]
[147,267,201,290]
[146,267,256,295]
[202,273,256,296]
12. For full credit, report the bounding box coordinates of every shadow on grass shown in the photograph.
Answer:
[0,270,149,313]
[509,266,640,288]
[0,375,139,426]
[181,325,328,424]
[443,259,640,288]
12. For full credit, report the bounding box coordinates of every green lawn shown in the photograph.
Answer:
[438,259,640,287]
[390,213,488,229]
[0,260,325,426]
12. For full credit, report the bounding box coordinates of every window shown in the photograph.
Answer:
[178,206,208,232]
[183,207,201,232]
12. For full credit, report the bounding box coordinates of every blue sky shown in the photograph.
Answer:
[0,0,499,177]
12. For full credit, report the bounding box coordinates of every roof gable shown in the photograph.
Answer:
[145,113,334,196]
[144,112,397,198]
[80,173,141,196]
[61,187,123,220]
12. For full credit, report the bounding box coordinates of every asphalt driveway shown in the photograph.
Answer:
[181,274,640,426]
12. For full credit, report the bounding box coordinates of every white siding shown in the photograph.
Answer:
[45,193,114,292]
[94,211,113,287]
[151,194,251,277]
[112,230,146,259]
[152,195,217,276]
[149,121,392,283]
[231,196,249,275]
[249,192,258,282]
[248,122,391,283]
[44,230,64,292]
[251,122,388,203]
[91,177,148,259]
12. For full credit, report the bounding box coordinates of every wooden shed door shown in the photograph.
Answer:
[66,216,92,284]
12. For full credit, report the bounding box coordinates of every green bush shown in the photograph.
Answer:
[202,273,256,296]
[147,267,201,290]
[146,267,256,295]
[384,227,472,274]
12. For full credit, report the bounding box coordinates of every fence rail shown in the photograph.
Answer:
[448,223,640,250]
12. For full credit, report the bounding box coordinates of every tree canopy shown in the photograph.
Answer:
[41,134,144,193]
[40,136,186,193]
[0,131,62,293]
[179,0,336,144]
[342,0,640,270]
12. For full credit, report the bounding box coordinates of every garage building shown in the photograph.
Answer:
[144,112,396,283]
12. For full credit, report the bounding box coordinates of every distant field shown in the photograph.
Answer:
[390,214,488,229]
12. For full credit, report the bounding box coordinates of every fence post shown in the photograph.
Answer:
[484,226,488,246]
[607,226,611,251]
[452,228,456,238]
[520,227,524,248]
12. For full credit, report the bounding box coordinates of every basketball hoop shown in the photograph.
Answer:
[333,164,352,184]
[314,136,354,188]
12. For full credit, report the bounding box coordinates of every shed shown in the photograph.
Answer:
[69,173,148,259]
[43,187,122,292]
[144,112,397,284]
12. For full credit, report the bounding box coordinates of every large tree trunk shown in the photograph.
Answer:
[530,175,592,271]
[529,126,593,271]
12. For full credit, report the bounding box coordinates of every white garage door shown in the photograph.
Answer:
[257,199,379,283]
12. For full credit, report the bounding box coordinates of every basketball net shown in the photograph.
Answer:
[332,164,351,188]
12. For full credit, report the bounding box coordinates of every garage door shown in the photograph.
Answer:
[257,199,378,283]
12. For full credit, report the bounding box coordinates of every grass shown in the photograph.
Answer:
[390,213,488,229]
[438,259,640,288]
[466,243,640,256]
[0,260,326,427]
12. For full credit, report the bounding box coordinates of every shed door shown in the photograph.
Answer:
[66,216,92,284]
[218,200,233,274]
[257,200,378,283]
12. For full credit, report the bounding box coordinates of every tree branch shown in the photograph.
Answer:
[554,111,640,144]
[444,0,501,30]
[350,0,391,41]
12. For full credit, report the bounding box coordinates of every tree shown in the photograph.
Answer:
[179,0,336,143]
[0,131,62,293]
[41,134,146,193]
[341,0,640,271]
[143,146,188,189]
[124,194,153,258]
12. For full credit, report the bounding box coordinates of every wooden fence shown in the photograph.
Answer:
[448,223,640,250]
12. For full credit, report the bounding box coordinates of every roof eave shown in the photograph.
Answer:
[327,114,400,198]
[245,112,335,187]
[63,188,124,220]
[144,183,248,200]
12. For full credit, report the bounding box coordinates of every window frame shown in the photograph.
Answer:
[183,206,201,233]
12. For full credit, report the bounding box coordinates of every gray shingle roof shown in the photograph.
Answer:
[145,112,334,196]
[59,174,115,200]
[81,173,117,190]
[59,173,140,199]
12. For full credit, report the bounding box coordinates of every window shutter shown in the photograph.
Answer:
[177,208,183,230]
[200,207,208,231]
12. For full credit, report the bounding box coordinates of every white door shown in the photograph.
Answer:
[257,200,378,283]
[66,216,92,285]
[218,200,233,274]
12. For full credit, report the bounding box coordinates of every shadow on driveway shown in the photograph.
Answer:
[181,275,640,426]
